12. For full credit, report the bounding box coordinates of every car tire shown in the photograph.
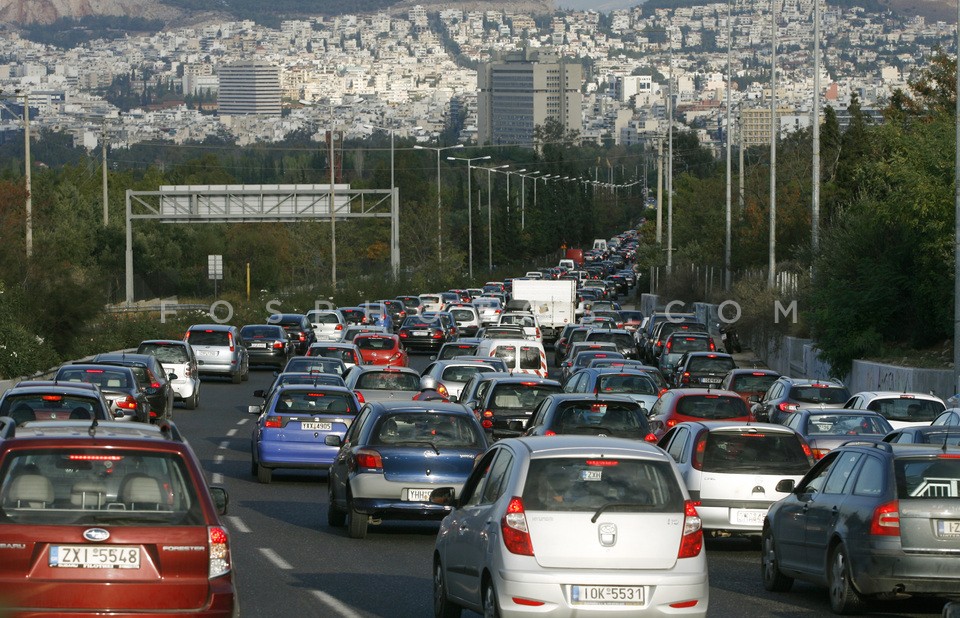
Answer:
[761,526,794,592]
[481,579,500,618]
[256,464,272,484]
[184,390,198,410]
[231,371,242,384]
[829,543,866,614]
[250,457,258,477]
[241,362,250,382]
[347,497,368,539]
[433,558,461,618]
[327,484,346,527]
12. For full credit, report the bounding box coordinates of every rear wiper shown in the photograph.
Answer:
[396,440,440,455]
[591,502,653,523]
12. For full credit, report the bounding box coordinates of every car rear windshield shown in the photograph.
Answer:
[356,337,394,350]
[597,374,658,396]
[356,372,419,391]
[314,313,341,325]
[675,395,747,419]
[492,345,543,369]
[56,367,134,390]
[500,315,534,327]
[439,345,478,360]
[867,398,945,423]
[0,448,203,526]
[731,373,779,392]
[187,330,229,346]
[586,333,634,348]
[287,357,345,375]
[551,401,648,436]
[448,308,473,321]
[0,394,106,422]
[138,343,190,364]
[805,414,889,436]
[274,391,356,415]
[521,457,684,513]
[441,365,493,383]
[241,325,285,339]
[307,348,356,366]
[490,383,561,410]
[668,336,712,354]
[789,385,850,404]
[371,413,484,448]
[896,457,960,499]
[686,356,736,373]
[700,432,811,474]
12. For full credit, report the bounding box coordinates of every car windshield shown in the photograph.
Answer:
[789,385,850,404]
[439,345,478,360]
[668,336,712,353]
[56,368,134,390]
[597,374,658,396]
[285,357,344,375]
[0,449,203,526]
[521,458,684,513]
[699,432,811,474]
[804,414,889,436]
[731,374,779,392]
[355,337,394,350]
[489,383,561,410]
[371,413,484,448]
[441,365,493,383]
[356,372,419,391]
[241,326,284,339]
[187,330,229,346]
[675,395,747,419]
[866,398,945,423]
[0,394,104,422]
[552,401,646,437]
[450,309,475,321]
[896,457,960,499]
[138,343,189,364]
[272,391,356,415]
[686,356,736,373]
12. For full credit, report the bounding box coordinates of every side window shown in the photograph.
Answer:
[527,401,548,430]
[823,452,863,495]
[800,451,841,494]
[786,414,802,431]
[479,450,514,505]
[666,427,689,463]
[461,449,498,508]
[649,396,665,417]
[345,406,373,444]
[852,455,885,497]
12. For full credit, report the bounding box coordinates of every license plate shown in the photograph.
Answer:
[301,422,332,431]
[406,488,433,501]
[732,508,767,526]
[50,545,140,569]
[196,350,216,357]
[701,377,722,384]
[413,331,428,336]
[249,342,267,348]
[571,585,644,605]
[937,520,960,536]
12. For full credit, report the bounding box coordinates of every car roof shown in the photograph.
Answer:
[366,401,475,415]
[349,365,419,374]
[62,363,136,374]
[506,435,669,458]
[673,421,799,434]
[796,407,886,417]
[543,393,641,404]
[484,375,559,386]
[139,339,190,347]
[851,391,945,402]
[666,388,743,397]
[5,420,179,442]
[187,323,235,331]
[682,352,734,359]
[92,352,156,364]
[4,381,104,395]
[726,368,780,375]
[273,384,353,395]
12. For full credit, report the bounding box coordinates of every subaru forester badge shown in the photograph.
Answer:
[83,528,110,542]
[598,522,617,546]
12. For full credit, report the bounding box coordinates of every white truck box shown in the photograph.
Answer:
[510,279,576,341]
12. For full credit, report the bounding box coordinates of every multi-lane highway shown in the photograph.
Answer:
[172,353,948,617]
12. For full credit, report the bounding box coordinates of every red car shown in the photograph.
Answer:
[354,333,408,366]
[0,420,234,615]
[646,388,753,438]
[720,368,781,407]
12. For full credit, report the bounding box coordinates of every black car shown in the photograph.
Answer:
[883,425,960,445]
[240,324,295,369]
[377,299,407,331]
[672,352,737,389]
[397,316,449,353]
[763,441,960,613]
[524,393,656,442]
[434,339,482,360]
[52,364,151,423]
[464,375,562,439]
[268,313,316,355]
[90,353,174,423]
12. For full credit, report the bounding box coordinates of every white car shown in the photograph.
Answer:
[842,390,946,429]
[419,293,444,313]
[432,435,709,617]
[306,309,346,342]
[136,339,201,409]
[497,311,542,343]
[473,297,503,327]
[657,422,814,537]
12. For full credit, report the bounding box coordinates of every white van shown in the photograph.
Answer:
[476,338,548,378]
[592,238,608,251]
[558,259,575,271]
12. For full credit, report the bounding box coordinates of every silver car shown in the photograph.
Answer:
[431,435,709,617]
[306,309,346,342]
[184,324,250,384]
[420,359,501,401]
[137,339,201,409]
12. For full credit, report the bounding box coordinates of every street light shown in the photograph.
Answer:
[0,89,31,259]
[503,168,526,219]
[365,123,422,194]
[414,144,463,263]
[447,154,491,280]
[517,170,541,229]
[479,164,509,273]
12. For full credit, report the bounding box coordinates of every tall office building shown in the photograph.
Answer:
[477,48,582,147]
[217,61,281,116]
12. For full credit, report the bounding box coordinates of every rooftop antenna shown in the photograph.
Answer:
[88,417,98,437]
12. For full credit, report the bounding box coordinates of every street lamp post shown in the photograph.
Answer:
[448,155,491,280]
[517,171,541,230]
[479,164,509,272]
[414,143,463,263]
[504,168,526,220]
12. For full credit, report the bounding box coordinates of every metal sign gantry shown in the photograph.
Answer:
[124,184,397,304]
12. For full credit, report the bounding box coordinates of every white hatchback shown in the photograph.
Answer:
[136,339,201,409]
[431,435,708,617]
[306,309,345,342]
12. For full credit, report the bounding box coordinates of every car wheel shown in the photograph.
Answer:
[347,495,368,539]
[241,362,250,381]
[829,543,866,614]
[481,579,500,618]
[761,526,794,592]
[433,558,461,618]
[250,457,257,477]
[184,388,199,410]
[231,371,242,384]
[327,483,346,527]
[256,464,272,484]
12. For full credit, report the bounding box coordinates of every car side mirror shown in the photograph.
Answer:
[247,405,262,415]
[775,479,796,493]
[209,486,229,515]
[168,373,178,381]
[429,487,457,507]
[253,389,265,398]
[324,434,342,447]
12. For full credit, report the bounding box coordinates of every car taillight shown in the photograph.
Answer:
[680,372,690,384]
[708,340,716,351]
[501,497,534,556]
[678,500,703,558]
[228,333,235,352]
[778,402,799,412]
[544,430,557,436]
[692,434,708,470]
[666,418,678,428]
[355,390,365,404]
[644,433,658,443]
[116,396,138,410]
[273,341,284,349]
[335,324,343,331]
[264,416,282,428]
[812,448,829,460]
[801,443,813,459]
[431,329,443,339]
[388,352,402,362]
[399,331,408,338]
[870,500,900,536]
[208,526,231,578]
[184,367,192,377]
[353,449,383,472]
[666,340,672,352]
[658,388,669,397]
[298,333,306,341]
[535,328,541,339]
[482,419,493,428]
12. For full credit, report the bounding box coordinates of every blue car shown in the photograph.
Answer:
[250,384,360,484]
[326,401,488,538]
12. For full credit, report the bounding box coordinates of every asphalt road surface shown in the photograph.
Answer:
[171,350,951,618]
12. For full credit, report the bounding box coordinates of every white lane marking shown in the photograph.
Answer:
[259,548,293,570]
[311,590,363,618]
[211,472,223,484]
[214,454,225,464]
[226,428,238,437]
[238,418,249,425]
[218,440,229,449]
[225,515,250,533]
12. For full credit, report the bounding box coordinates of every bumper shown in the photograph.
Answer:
[492,561,709,617]
[350,473,466,520]
[247,349,289,367]
[400,338,444,351]
[170,378,198,400]
[697,504,772,534]
[196,361,239,376]
[351,497,453,520]
[851,543,960,597]
[257,441,338,468]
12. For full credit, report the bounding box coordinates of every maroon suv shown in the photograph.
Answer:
[0,420,235,616]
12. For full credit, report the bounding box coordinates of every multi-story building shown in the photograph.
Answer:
[477,48,583,147]
[217,61,281,116]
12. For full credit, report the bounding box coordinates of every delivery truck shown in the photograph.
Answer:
[510,278,577,341]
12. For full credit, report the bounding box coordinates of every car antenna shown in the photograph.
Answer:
[88,417,98,437]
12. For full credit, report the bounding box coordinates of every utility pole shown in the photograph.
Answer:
[656,137,663,244]
[24,91,32,259]
[329,123,337,289]
[725,0,734,291]
[768,0,778,289]
[667,31,675,275]
[954,0,960,395]
[812,0,821,253]
[102,122,109,226]
[739,117,745,211]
